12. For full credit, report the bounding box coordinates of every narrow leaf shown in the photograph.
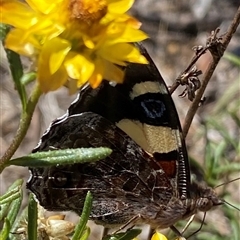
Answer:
[72,192,93,240]
[0,180,23,221]
[7,147,112,167]
[5,188,23,227]
[224,52,240,66]
[0,218,11,240]
[80,227,91,240]
[0,186,23,239]
[27,194,38,240]
[1,23,27,109]
[0,186,21,204]
[10,207,28,240]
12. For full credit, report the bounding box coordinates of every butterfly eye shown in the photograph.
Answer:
[198,198,213,212]
[52,172,68,187]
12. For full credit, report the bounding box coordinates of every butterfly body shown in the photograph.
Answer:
[27,43,222,233]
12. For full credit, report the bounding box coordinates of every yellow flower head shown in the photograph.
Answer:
[1,0,148,92]
[151,231,168,240]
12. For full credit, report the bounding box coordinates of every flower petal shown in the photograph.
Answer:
[151,232,168,240]
[38,64,68,92]
[98,43,148,65]
[103,61,125,83]
[5,29,35,56]
[108,0,134,14]
[88,58,104,88]
[88,72,103,89]
[1,0,36,29]
[89,58,125,88]
[107,23,148,43]
[46,38,71,74]
[38,40,69,92]
[64,53,95,87]
[26,0,62,14]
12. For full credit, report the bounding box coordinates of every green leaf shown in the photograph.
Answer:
[0,186,21,204]
[7,147,112,167]
[0,180,23,240]
[10,207,28,240]
[214,163,240,174]
[229,107,240,128]
[5,188,23,228]
[21,72,37,85]
[0,218,11,240]
[72,192,93,240]
[79,227,91,240]
[224,52,240,66]
[0,179,23,221]
[0,23,9,41]
[0,23,27,110]
[212,77,240,115]
[27,194,38,240]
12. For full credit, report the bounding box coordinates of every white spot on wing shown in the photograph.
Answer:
[130,81,168,99]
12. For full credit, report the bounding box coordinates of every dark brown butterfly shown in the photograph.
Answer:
[27,43,223,237]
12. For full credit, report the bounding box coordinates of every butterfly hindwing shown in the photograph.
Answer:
[28,112,174,224]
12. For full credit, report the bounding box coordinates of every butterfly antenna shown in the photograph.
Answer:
[213,177,240,211]
[214,177,240,189]
[221,199,240,211]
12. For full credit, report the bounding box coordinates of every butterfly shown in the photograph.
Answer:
[27,43,223,237]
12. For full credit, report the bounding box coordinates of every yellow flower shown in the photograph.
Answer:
[151,231,168,240]
[1,0,148,93]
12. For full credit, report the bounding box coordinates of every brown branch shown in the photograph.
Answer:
[182,6,240,138]
[169,46,208,95]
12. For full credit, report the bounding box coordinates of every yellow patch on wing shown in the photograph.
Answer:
[117,119,179,154]
[143,124,179,153]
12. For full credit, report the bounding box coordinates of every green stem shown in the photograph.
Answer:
[0,84,42,173]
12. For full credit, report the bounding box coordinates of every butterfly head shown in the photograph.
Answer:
[191,182,223,212]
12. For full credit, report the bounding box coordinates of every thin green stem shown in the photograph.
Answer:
[0,84,42,173]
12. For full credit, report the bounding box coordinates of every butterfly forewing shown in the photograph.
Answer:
[65,44,190,199]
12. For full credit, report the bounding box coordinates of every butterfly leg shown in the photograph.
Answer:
[181,214,195,235]
[186,213,206,239]
[170,215,195,239]
[112,214,141,234]
[170,225,182,237]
